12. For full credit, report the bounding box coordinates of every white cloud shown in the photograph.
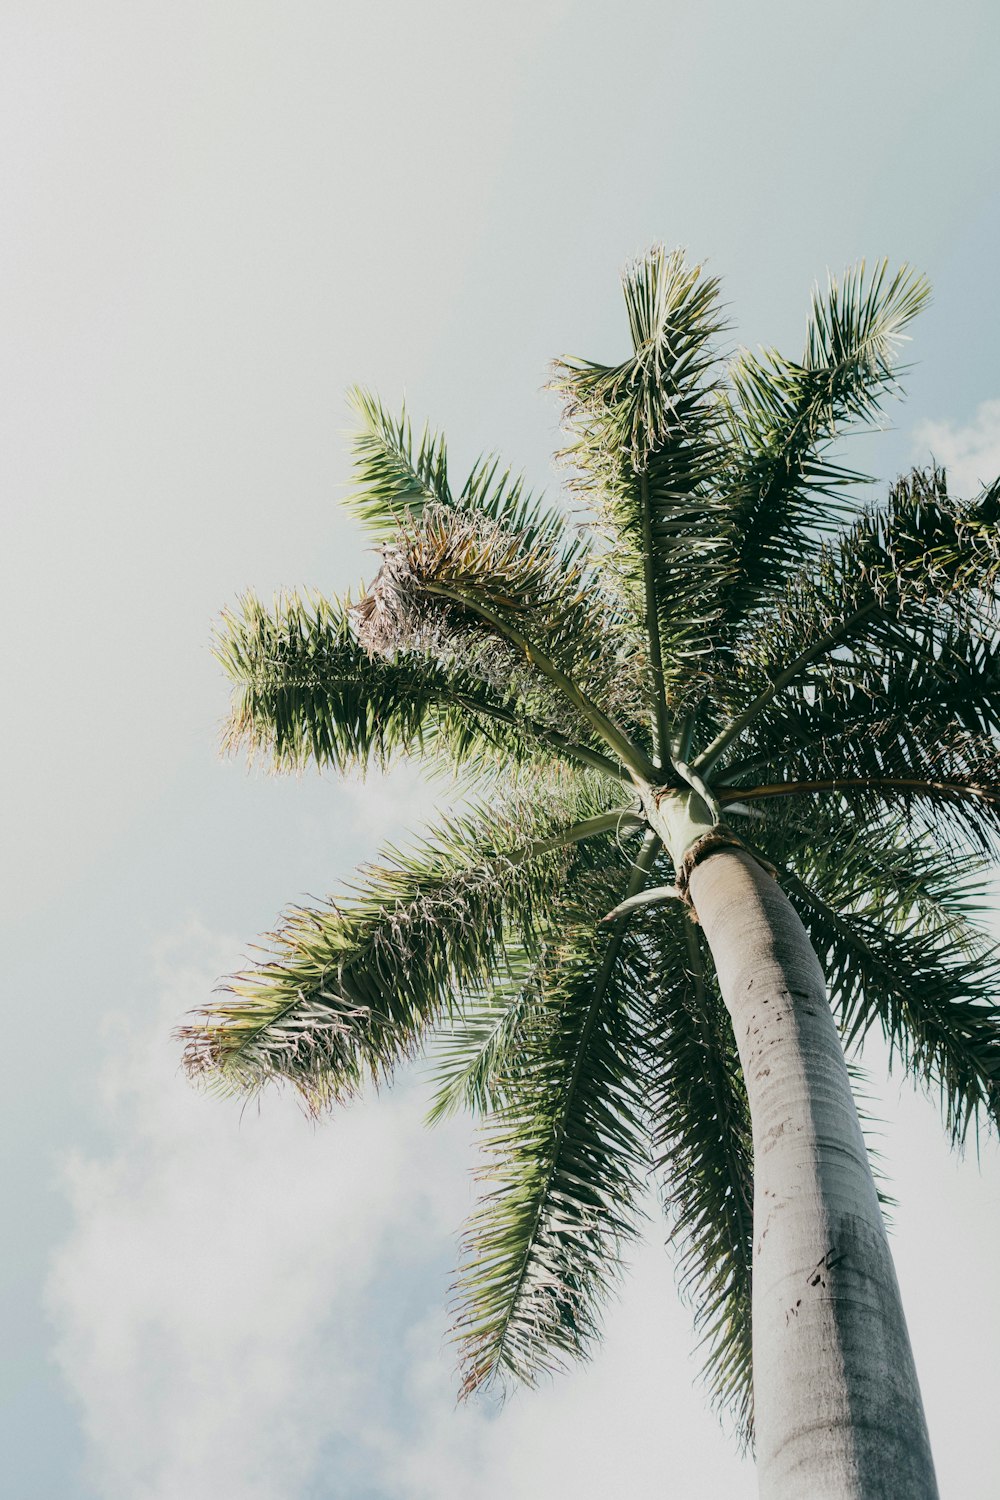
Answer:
[382,1248,756,1500]
[46,925,472,1500]
[913,398,1000,493]
[339,760,458,848]
[47,923,755,1500]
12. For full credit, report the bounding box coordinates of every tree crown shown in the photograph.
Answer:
[180,249,1000,1442]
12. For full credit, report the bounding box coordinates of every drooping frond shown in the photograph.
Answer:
[451,835,658,1395]
[216,588,435,772]
[794,880,1000,1144]
[642,914,755,1443]
[215,588,628,783]
[353,505,654,777]
[715,262,930,624]
[696,467,1000,781]
[427,810,651,1124]
[178,788,631,1108]
[425,947,541,1125]
[553,248,732,732]
[716,634,1000,855]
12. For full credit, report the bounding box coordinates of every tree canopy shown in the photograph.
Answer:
[181,249,1000,1442]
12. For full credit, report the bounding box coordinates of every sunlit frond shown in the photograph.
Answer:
[215,587,627,783]
[424,949,540,1125]
[451,836,657,1395]
[553,247,732,730]
[348,386,582,558]
[715,262,930,623]
[179,788,629,1107]
[353,504,654,777]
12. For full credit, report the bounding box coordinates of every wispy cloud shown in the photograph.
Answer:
[47,924,754,1500]
[46,926,472,1500]
[379,1256,756,1500]
[913,398,1000,494]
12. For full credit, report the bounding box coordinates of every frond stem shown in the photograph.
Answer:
[531,809,645,855]
[451,694,632,784]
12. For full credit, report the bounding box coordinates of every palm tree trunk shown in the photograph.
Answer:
[687,846,938,1500]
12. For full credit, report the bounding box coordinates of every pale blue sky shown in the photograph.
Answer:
[3,3,1000,1496]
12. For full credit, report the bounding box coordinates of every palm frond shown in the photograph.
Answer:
[726,771,1000,865]
[215,588,627,783]
[348,386,582,559]
[354,504,654,777]
[722,620,1000,781]
[451,835,658,1395]
[715,262,930,623]
[426,806,652,1124]
[347,386,451,538]
[643,915,755,1444]
[553,247,732,723]
[715,611,1000,853]
[425,949,541,1124]
[178,789,630,1108]
[695,466,1000,778]
[216,588,435,772]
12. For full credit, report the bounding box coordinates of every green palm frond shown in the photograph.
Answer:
[724,623,1000,782]
[216,589,436,772]
[179,790,631,1107]
[555,249,727,476]
[553,248,731,730]
[695,467,1000,780]
[347,386,451,538]
[348,386,582,559]
[735,795,990,928]
[354,504,654,777]
[715,263,929,625]
[451,835,658,1395]
[424,952,540,1125]
[215,588,628,783]
[643,916,754,1444]
[426,812,651,1123]
[715,610,1000,853]
[726,768,1000,866]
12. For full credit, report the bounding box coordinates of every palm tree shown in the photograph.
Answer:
[180,249,1000,1499]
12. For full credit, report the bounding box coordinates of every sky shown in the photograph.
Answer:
[3,2,1000,1496]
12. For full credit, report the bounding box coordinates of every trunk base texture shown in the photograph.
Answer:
[688,848,938,1500]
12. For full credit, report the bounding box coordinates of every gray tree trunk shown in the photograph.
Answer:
[687,846,938,1500]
